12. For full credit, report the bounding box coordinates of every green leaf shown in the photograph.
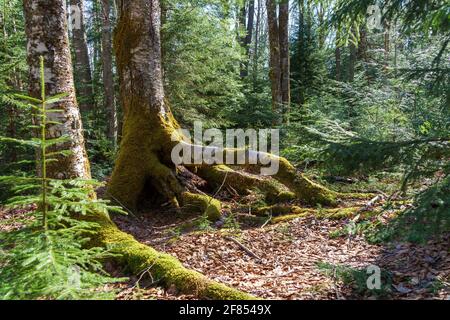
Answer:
[13,93,42,104]
[45,92,69,105]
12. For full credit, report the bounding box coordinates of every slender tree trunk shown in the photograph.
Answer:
[240,0,254,78]
[239,1,247,78]
[252,0,261,88]
[384,21,390,68]
[357,26,368,62]
[266,0,282,123]
[348,37,357,82]
[335,29,342,81]
[101,0,117,147]
[69,0,94,112]
[317,3,325,49]
[279,0,290,123]
[23,0,91,179]
[92,0,102,99]
[335,47,341,81]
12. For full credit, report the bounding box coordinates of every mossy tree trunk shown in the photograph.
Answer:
[108,0,339,218]
[23,0,255,300]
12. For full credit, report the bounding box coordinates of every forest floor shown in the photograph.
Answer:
[1,177,448,300]
[109,191,450,300]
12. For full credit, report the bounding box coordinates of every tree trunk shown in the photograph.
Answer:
[252,0,261,87]
[69,0,94,112]
[109,0,212,212]
[357,26,368,62]
[384,21,390,68]
[241,0,255,78]
[108,0,338,213]
[23,0,256,300]
[266,0,282,123]
[348,39,356,82]
[238,1,247,78]
[101,0,117,147]
[278,0,290,123]
[23,0,91,180]
[335,42,341,81]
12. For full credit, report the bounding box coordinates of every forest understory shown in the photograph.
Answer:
[90,173,448,300]
[0,0,448,302]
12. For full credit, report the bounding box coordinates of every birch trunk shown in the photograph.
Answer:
[23,0,91,179]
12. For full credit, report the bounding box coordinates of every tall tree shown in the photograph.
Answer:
[23,0,91,179]
[241,0,255,78]
[252,0,262,86]
[335,31,342,81]
[266,0,290,123]
[348,35,357,82]
[101,0,117,146]
[69,0,94,112]
[266,0,282,121]
[108,0,335,213]
[278,0,290,121]
[384,20,390,67]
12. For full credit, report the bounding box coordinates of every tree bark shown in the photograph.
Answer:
[238,1,247,78]
[22,0,256,300]
[335,38,342,81]
[23,0,91,180]
[108,0,338,213]
[266,0,282,123]
[384,21,390,68]
[69,0,94,112]
[252,0,261,87]
[101,0,117,147]
[278,0,290,123]
[348,39,357,82]
[241,0,255,78]
[357,25,368,62]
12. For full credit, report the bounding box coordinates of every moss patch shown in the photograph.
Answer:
[182,192,222,221]
[90,214,255,300]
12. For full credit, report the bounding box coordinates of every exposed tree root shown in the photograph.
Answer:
[90,213,256,300]
[194,164,295,202]
[251,204,382,224]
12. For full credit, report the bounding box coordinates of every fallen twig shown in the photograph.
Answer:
[224,235,262,261]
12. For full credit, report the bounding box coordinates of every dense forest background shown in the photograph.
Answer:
[0,0,448,300]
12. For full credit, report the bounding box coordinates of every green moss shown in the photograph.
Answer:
[89,215,255,300]
[271,157,339,206]
[182,192,222,221]
[269,206,362,223]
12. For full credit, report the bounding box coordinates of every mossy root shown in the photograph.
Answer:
[91,214,256,300]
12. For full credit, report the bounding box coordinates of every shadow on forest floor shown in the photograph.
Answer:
[110,194,450,300]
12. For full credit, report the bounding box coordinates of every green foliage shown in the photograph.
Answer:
[316,261,392,297]
[371,177,450,243]
[163,0,243,128]
[0,0,29,176]
[0,57,126,300]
